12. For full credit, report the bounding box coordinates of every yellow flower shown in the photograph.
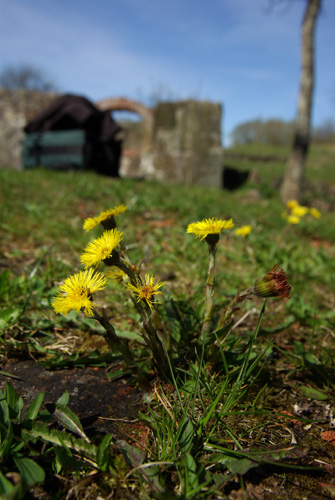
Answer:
[291,205,308,218]
[126,274,165,310]
[83,205,127,231]
[80,229,123,268]
[186,218,234,240]
[235,225,251,237]
[286,200,299,210]
[287,214,301,224]
[52,268,107,317]
[310,207,321,219]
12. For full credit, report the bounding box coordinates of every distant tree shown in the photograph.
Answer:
[231,118,294,146]
[280,0,322,203]
[0,63,57,92]
[312,119,335,143]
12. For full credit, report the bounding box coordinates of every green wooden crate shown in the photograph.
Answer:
[22,130,87,169]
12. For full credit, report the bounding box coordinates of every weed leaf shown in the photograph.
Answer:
[13,455,45,486]
[22,421,97,460]
[0,470,15,495]
[56,390,70,406]
[300,386,328,400]
[96,434,114,471]
[225,457,258,475]
[0,420,13,460]
[45,403,90,442]
[178,417,194,454]
[27,392,44,420]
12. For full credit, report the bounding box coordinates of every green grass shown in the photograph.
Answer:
[1,144,335,498]
[225,142,335,188]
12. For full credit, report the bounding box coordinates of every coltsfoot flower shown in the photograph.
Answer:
[235,225,251,237]
[126,274,166,310]
[253,265,291,299]
[186,218,234,241]
[80,229,123,268]
[83,205,127,231]
[52,268,107,317]
[287,214,301,224]
[291,205,309,218]
[310,207,321,219]
[286,200,299,210]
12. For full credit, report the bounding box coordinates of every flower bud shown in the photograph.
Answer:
[253,265,291,299]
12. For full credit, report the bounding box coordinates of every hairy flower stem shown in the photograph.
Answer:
[115,259,139,284]
[218,288,252,328]
[202,238,218,339]
[93,310,151,392]
[142,312,172,379]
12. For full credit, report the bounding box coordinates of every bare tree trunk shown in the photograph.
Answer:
[280,0,322,203]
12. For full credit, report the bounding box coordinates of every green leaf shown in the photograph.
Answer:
[14,456,45,486]
[96,434,113,471]
[27,392,44,420]
[182,452,198,490]
[0,307,20,329]
[178,417,194,454]
[300,386,328,400]
[4,383,22,419]
[199,320,234,346]
[0,371,21,381]
[45,404,90,442]
[214,321,235,339]
[0,397,9,426]
[259,315,295,334]
[0,269,10,296]
[0,471,14,495]
[53,447,84,474]
[225,458,258,475]
[0,420,13,460]
[115,329,143,342]
[116,439,146,468]
[56,390,69,406]
[22,421,97,460]
[115,440,164,493]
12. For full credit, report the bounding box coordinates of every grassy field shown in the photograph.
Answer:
[0,143,335,499]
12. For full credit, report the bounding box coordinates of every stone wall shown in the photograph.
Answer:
[0,90,223,187]
[0,89,57,169]
[149,100,223,186]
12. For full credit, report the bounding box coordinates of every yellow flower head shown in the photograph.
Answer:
[286,200,299,210]
[52,268,107,317]
[287,214,301,225]
[186,218,234,241]
[235,225,252,237]
[291,205,308,218]
[83,205,127,232]
[80,229,123,268]
[126,274,165,310]
[310,207,321,219]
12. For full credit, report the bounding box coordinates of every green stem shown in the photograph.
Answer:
[115,259,139,284]
[202,240,217,338]
[221,298,268,413]
[142,312,172,379]
[93,310,151,392]
[217,287,253,329]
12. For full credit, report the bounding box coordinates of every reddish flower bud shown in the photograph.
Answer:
[253,265,291,299]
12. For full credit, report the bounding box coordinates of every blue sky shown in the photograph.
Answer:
[1,0,334,145]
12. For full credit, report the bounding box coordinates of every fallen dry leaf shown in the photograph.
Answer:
[321,430,335,445]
